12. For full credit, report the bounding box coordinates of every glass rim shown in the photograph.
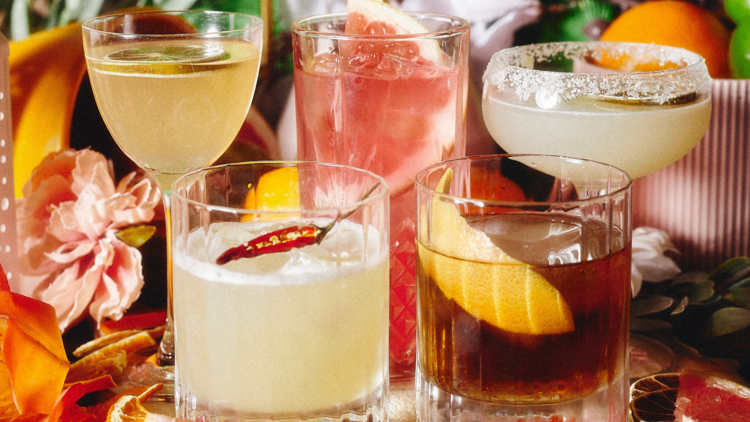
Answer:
[485,41,707,77]
[291,11,470,40]
[82,10,264,37]
[416,154,633,207]
[482,41,713,103]
[172,160,390,216]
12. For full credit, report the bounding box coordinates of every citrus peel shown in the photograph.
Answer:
[106,394,182,422]
[420,169,574,335]
[344,0,442,64]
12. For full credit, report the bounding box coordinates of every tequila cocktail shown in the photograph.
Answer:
[416,155,632,422]
[171,162,390,421]
[482,42,712,179]
[293,4,469,375]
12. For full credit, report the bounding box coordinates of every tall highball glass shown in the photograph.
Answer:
[293,11,469,378]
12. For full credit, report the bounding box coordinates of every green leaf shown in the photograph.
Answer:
[687,280,716,303]
[631,296,674,317]
[728,276,750,292]
[726,287,750,308]
[709,257,750,287]
[673,271,710,285]
[116,225,157,249]
[631,318,672,332]
[710,307,750,337]
[671,296,689,315]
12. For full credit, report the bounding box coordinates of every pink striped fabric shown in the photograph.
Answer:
[633,79,750,272]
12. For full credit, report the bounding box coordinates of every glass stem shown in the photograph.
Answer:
[157,188,175,367]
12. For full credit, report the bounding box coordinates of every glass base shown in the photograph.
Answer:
[415,366,627,422]
[120,361,175,402]
[177,382,388,422]
[628,333,675,381]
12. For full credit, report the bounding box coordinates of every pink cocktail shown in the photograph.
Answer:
[293,10,469,377]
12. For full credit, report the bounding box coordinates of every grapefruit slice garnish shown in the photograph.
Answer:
[675,371,750,421]
[419,169,574,335]
[629,371,750,422]
[344,0,442,64]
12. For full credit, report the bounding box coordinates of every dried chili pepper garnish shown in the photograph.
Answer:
[216,182,380,265]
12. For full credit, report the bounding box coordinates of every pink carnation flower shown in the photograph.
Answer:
[15,149,161,332]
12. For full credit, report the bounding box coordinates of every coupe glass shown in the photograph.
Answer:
[482,41,712,179]
[82,10,263,395]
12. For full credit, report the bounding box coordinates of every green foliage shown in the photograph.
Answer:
[632,257,750,372]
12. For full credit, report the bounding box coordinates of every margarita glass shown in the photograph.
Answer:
[171,161,390,422]
[293,10,469,378]
[82,10,263,393]
[482,41,712,179]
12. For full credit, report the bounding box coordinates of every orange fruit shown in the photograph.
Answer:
[600,0,731,78]
[418,169,574,335]
[242,166,300,222]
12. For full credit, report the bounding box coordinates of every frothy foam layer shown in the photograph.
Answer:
[174,219,385,285]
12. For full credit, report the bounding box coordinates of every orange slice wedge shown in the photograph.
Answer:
[419,169,574,335]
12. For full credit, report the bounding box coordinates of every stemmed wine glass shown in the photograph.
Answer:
[481,41,713,379]
[82,10,263,395]
[482,41,712,179]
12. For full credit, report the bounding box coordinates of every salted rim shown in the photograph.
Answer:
[482,41,712,105]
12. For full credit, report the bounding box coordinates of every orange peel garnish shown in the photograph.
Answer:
[73,330,143,358]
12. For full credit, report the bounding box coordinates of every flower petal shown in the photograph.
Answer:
[4,319,69,414]
[89,236,144,327]
[0,290,70,414]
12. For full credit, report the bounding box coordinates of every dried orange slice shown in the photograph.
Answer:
[106,395,176,422]
[73,329,142,358]
[629,373,680,422]
[66,331,156,383]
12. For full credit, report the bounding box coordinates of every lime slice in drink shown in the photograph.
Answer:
[592,91,699,106]
[106,45,229,63]
[101,44,231,75]
[419,169,574,336]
